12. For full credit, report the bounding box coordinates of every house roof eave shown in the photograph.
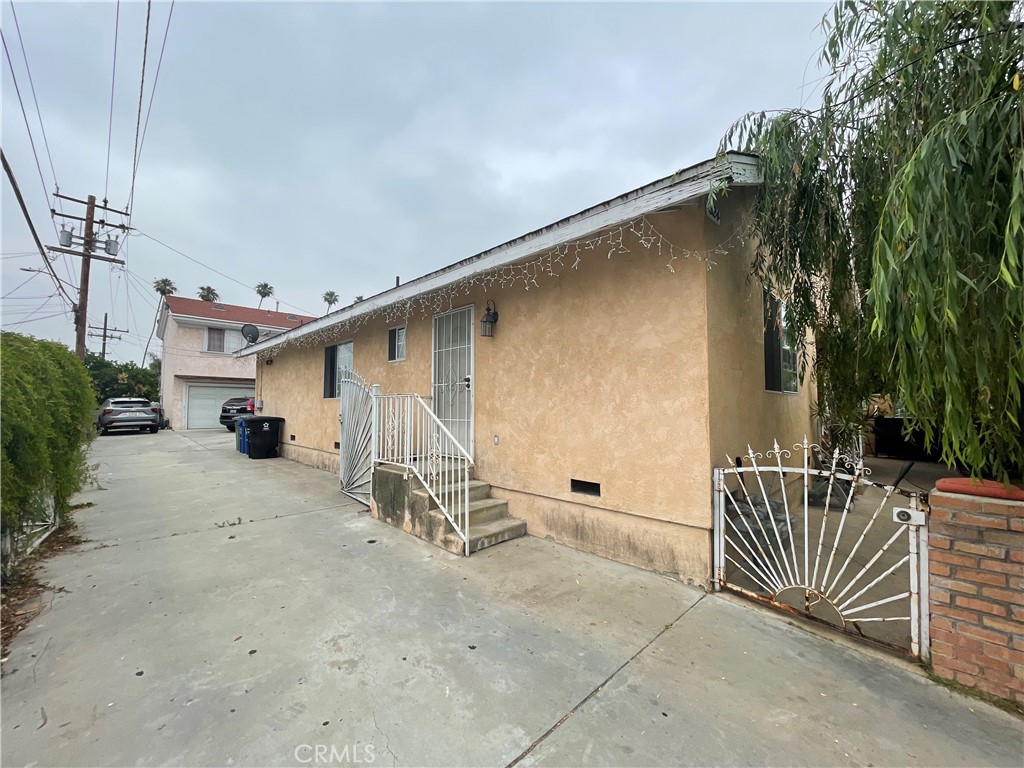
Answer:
[235,152,760,359]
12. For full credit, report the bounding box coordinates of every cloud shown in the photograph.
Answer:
[2,0,831,362]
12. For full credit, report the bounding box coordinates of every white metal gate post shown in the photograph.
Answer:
[712,468,724,591]
[895,496,928,659]
[917,496,931,662]
[370,384,381,505]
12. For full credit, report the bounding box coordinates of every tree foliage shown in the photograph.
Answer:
[143,277,177,364]
[1,333,95,542]
[84,353,159,404]
[721,0,1023,479]
[323,290,339,312]
[197,286,219,302]
[153,277,176,297]
[255,282,274,308]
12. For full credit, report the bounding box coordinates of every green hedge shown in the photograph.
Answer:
[1,333,96,541]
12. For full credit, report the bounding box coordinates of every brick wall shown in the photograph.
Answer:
[928,490,1024,703]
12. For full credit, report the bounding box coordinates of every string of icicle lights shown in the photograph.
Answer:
[256,212,753,358]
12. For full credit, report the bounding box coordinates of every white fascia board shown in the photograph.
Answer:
[172,314,297,333]
[236,152,759,358]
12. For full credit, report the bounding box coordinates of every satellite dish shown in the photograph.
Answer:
[240,324,260,344]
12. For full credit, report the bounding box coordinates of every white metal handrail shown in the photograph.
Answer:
[373,393,473,555]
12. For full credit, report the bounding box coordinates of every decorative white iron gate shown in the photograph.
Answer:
[337,368,374,505]
[713,437,929,659]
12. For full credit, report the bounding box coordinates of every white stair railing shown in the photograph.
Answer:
[373,393,472,555]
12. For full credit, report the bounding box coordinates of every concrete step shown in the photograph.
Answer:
[445,516,528,555]
[467,497,509,525]
[376,461,476,484]
[411,480,492,509]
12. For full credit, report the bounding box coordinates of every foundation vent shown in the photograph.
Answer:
[571,478,601,497]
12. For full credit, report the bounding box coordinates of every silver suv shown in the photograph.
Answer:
[97,398,160,435]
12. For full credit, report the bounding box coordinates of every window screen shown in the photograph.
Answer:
[764,291,798,393]
[207,328,225,353]
[388,326,406,362]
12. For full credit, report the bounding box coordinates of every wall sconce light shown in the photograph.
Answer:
[480,300,498,337]
[265,358,274,365]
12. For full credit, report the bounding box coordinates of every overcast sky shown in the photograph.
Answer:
[2,1,830,363]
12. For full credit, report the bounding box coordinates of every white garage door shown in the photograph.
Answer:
[185,385,253,429]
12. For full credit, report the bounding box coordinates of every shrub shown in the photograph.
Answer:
[0,333,95,557]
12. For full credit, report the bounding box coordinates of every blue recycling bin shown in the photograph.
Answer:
[236,417,250,454]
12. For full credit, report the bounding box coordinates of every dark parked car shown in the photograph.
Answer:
[151,402,170,430]
[220,397,254,431]
[97,398,160,435]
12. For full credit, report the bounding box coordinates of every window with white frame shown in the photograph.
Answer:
[206,328,245,354]
[388,326,406,362]
[323,341,354,398]
[206,327,225,353]
[764,291,798,393]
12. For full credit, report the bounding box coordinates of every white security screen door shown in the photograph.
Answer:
[432,306,474,456]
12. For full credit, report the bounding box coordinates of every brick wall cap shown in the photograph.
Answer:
[934,478,1024,501]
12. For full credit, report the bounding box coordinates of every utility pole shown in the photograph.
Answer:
[74,195,96,359]
[48,192,129,360]
[87,312,128,360]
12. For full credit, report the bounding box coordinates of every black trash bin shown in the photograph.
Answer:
[247,416,284,459]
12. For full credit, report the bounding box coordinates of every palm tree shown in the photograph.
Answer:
[353,295,364,303]
[197,286,219,302]
[142,277,177,364]
[255,282,274,309]
[322,290,339,313]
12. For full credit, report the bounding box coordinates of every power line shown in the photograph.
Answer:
[3,310,70,328]
[128,0,174,221]
[128,0,152,218]
[8,2,59,204]
[135,230,314,316]
[1,19,76,288]
[104,0,121,203]
[2,292,63,325]
[125,261,139,334]
[0,148,76,307]
[1,29,53,221]
[122,268,157,308]
[2,271,42,299]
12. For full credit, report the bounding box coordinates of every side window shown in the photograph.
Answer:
[388,326,406,362]
[323,342,354,398]
[206,328,225,353]
[764,291,798,393]
[225,329,245,354]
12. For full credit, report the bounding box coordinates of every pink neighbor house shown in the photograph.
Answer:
[156,296,313,429]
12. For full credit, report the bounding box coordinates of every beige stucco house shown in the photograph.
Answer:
[236,153,814,585]
[156,297,313,429]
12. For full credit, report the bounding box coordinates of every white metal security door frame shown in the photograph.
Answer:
[431,305,475,457]
[712,437,930,660]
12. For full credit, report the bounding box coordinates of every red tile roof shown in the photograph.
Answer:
[164,296,314,329]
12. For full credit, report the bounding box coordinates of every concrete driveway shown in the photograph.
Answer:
[2,430,1021,767]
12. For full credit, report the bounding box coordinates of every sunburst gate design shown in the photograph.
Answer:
[712,437,930,659]
[337,368,374,505]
